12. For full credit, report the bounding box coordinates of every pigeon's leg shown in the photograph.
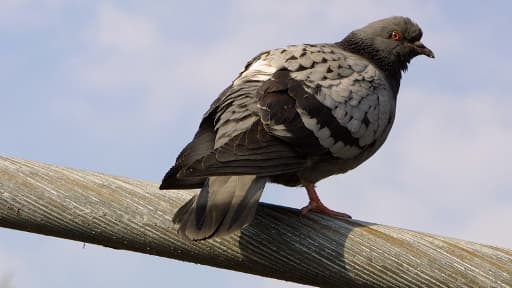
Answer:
[300,182,352,219]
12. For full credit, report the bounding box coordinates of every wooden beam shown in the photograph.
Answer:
[0,156,511,287]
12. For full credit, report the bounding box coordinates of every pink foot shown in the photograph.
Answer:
[300,182,352,219]
[300,201,352,218]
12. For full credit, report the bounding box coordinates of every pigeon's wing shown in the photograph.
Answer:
[161,51,290,187]
[174,50,308,179]
[159,110,217,189]
[258,44,397,160]
[160,84,248,189]
[182,120,307,177]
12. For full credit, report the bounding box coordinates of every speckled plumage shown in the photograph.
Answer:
[161,16,434,240]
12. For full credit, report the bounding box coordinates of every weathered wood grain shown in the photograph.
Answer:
[0,156,510,287]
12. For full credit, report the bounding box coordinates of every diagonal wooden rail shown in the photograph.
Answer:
[0,155,511,287]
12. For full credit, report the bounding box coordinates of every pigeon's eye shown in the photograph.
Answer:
[390,31,401,41]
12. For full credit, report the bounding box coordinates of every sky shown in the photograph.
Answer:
[0,1,511,287]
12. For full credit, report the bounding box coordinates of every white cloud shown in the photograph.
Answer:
[259,278,311,288]
[70,3,179,124]
[0,0,31,21]
[0,0,65,23]
[0,273,14,288]
[221,268,311,288]
[231,0,439,30]
[460,204,512,247]
[67,0,443,132]
[0,246,18,288]
[66,3,247,131]
[398,91,512,194]
[75,3,167,89]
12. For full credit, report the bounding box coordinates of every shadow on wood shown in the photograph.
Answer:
[239,203,354,287]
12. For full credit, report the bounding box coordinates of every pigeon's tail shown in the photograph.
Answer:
[173,175,267,240]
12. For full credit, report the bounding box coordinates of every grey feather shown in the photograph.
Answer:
[160,113,216,189]
[180,121,307,178]
[173,175,267,240]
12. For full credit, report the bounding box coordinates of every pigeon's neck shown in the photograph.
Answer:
[338,32,403,95]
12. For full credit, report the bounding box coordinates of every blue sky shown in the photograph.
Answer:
[1,1,511,287]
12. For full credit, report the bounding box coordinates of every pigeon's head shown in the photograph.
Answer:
[340,16,434,75]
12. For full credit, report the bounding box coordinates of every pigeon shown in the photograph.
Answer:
[160,16,434,240]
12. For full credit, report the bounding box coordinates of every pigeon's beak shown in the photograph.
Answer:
[413,41,435,58]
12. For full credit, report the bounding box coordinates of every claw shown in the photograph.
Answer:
[300,182,352,219]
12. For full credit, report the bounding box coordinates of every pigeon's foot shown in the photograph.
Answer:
[300,182,352,219]
[300,202,352,218]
